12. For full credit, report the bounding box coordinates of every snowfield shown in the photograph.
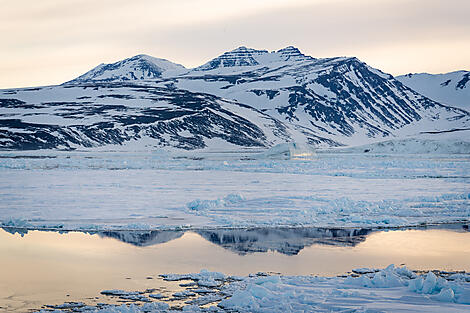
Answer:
[37,265,470,312]
[1,150,469,231]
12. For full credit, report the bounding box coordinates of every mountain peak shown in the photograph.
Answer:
[230,46,259,52]
[68,54,186,83]
[196,46,269,71]
[276,46,314,61]
[196,46,317,71]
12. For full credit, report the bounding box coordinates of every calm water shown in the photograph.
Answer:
[0,225,469,312]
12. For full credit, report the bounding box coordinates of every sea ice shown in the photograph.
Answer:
[1,152,469,231]
[37,265,470,312]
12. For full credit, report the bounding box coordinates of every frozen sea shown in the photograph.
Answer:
[0,150,469,230]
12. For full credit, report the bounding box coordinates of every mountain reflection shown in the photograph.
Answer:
[3,224,468,256]
[99,227,373,255]
[98,230,184,247]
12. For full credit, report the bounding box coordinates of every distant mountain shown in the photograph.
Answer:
[396,71,470,110]
[68,54,186,83]
[1,46,469,151]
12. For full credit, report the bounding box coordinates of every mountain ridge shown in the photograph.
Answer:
[1,46,469,151]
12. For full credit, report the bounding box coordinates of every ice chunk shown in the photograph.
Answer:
[455,287,470,304]
[100,289,139,296]
[345,265,404,288]
[141,302,170,310]
[182,305,203,312]
[172,290,196,297]
[448,273,470,282]
[371,271,403,288]
[431,288,455,302]
[197,278,221,287]
[395,266,417,279]
[253,275,281,285]
[160,273,193,281]
[344,275,373,287]
[421,272,438,294]
[118,294,150,302]
[148,293,166,299]
[192,288,216,294]
[408,277,424,292]
[48,302,85,309]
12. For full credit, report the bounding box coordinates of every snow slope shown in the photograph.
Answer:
[0,84,292,150]
[397,71,470,110]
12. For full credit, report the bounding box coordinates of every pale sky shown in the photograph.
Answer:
[1,0,469,88]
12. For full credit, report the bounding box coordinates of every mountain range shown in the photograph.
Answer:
[1,46,468,151]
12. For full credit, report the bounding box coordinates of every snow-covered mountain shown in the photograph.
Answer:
[195,46,314,71]
[1,46,469,151]
[396,71,470,110]
[177,48,470,147]
[69,54,187,83]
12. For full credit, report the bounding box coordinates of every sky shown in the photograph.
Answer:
[1,0,469,88]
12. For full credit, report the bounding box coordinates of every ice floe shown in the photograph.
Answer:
[37,265,470,312]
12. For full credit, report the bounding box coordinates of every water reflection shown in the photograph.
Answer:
[194,227,371,255]
[99,230,184,247]
[95,228,373,255]
[2,224,469,256]
[1,226,374,255]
